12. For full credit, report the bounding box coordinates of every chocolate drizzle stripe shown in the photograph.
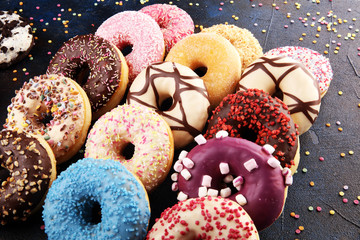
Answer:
[128,62,208,138]
[284,92,321,124]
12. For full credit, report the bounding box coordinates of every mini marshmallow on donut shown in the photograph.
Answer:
[205,89,299,173]
[173,134,293,231]
[96,11,165,83]
[238,55,321,135]
[0,11,34,69]
[43,158,150,240]
[166,32,242,109]
[85,104,174,192]
[127,61,210,148]
[0,130,56,225]
[264,46,333,98]
[5,74,92,164]
[140,3,194,53]
[147,196,259,239]
[47,34,129,119]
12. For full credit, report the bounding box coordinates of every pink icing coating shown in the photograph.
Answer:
[175,136,289,231]
[140,4,194,53]
[95,11,165,83]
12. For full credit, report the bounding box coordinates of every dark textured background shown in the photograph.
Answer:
[1,0,360,239]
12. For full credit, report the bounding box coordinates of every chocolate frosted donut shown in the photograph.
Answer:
[205,88,300,173]
[172,135,292,231]
[127,62,210,148]
[0,130,56,225]
[0,11,34,69]
[47,34,129,119]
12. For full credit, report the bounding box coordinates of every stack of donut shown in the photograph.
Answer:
[0,3,334,240]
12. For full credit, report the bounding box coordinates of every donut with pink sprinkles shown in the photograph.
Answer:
[96,11,165,84]
[140,4,194,53]
[264,46,333,97]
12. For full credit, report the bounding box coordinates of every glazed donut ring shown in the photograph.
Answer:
[96,11,165,83]
[202,24,263,73]
[85,104,174,192]
[173,135,292,231]
[0,130,56,225]
[238,55,321,135]
[43,158,150,240]
[139,3,194,53]
[205,89,300,173]
[264,46,333,98]
[0,11,34,69]
[127,61,210,148]
[47,34,129,119]
[165,32,242,109]
[5,74,92,164]
[147,196,259,239]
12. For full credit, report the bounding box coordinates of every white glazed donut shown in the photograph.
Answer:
[127,61,210,148]
[238,55,321,135]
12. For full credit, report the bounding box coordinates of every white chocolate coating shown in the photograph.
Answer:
[0,11,34,68]
[147,196,259,240]
[127,62,210,148]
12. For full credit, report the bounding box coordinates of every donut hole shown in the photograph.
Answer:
[75,63,91,86]
[238,127,257,143]
[159,96,174,112]
[40,113,54,127]
[194,66,208,77]
[121,44,133,57]
[81,199,102,225]
[272,88,284,101]
[120,142,135,160]
[222,174,244,196]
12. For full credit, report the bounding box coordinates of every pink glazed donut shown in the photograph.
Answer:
[140,4,194,53]
[95,11,165,83]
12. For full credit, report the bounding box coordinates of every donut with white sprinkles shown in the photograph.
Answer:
[147,196,259,239]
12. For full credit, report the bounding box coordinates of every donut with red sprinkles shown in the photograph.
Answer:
[205,88,299,173]
[146,196,259,240]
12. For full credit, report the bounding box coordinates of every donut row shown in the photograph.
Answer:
[0,3,334,240]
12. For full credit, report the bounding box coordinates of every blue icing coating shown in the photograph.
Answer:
[42,158,150,240]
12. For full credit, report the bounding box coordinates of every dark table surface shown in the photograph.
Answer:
[1,0,360,239]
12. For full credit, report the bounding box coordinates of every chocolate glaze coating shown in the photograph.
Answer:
[205,88,299,169]
[177,136,287,231]
[47,34,123,113]
[0,130,53,225]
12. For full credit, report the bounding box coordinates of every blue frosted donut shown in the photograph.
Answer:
[42,158,150,240]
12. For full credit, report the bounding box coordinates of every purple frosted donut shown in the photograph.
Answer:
[140,4,194,53]
[171,133,293,231]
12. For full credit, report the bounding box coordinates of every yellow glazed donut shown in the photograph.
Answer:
[84,104,174,192]
[5,74,92,164]
[238,55,321,135]
[127,61,210,149]
[166,32,242,109]
[202,24,263,73]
